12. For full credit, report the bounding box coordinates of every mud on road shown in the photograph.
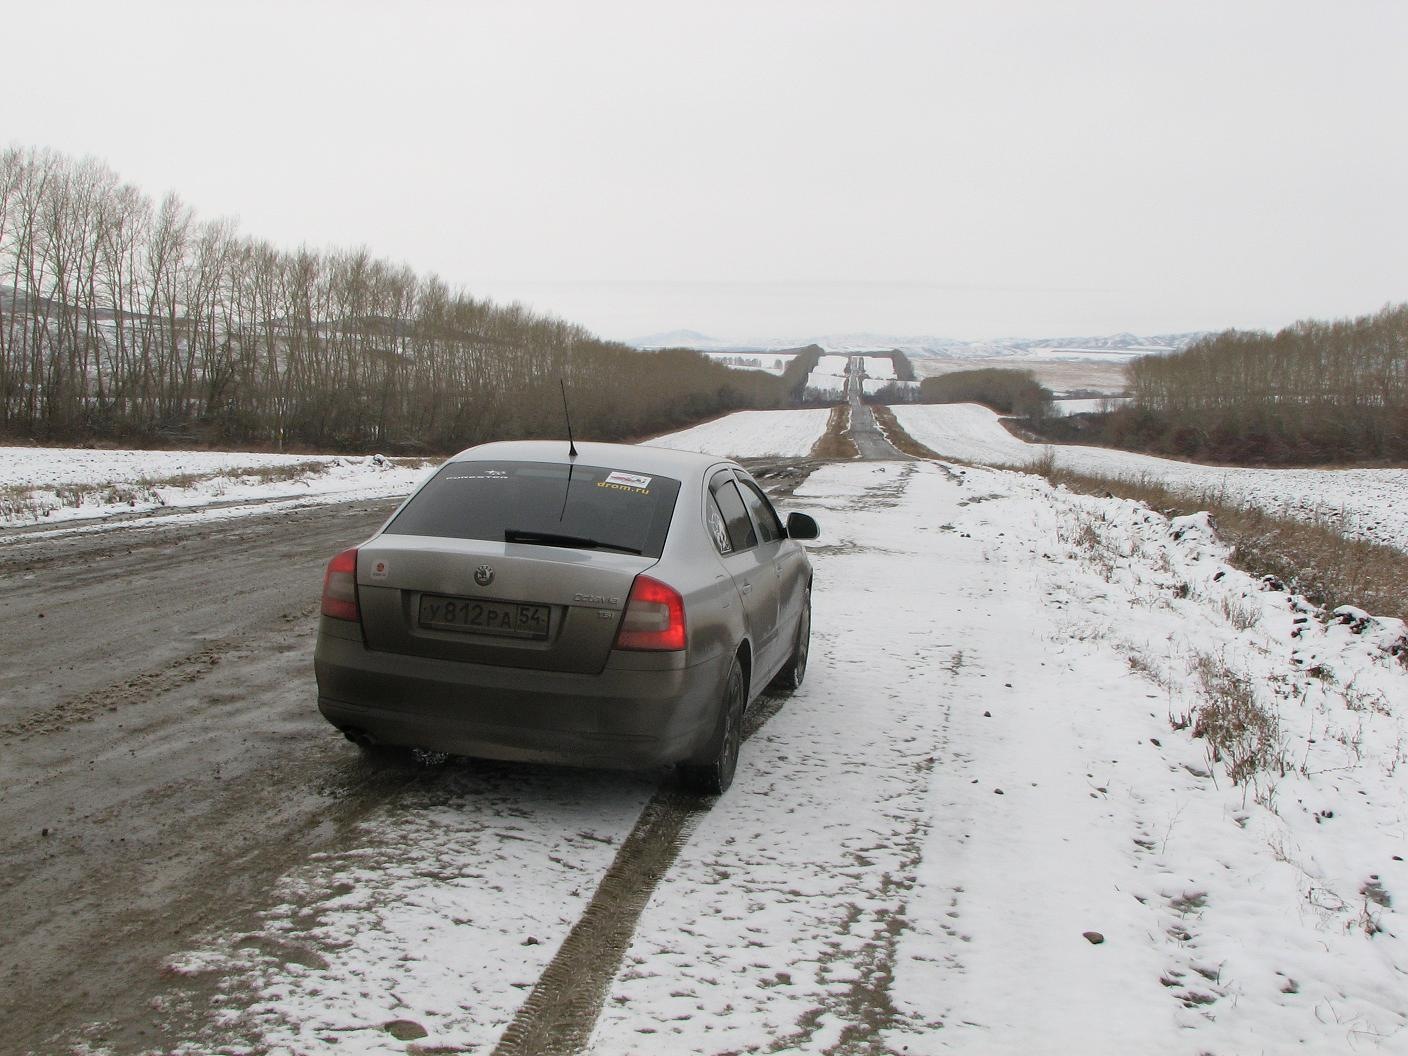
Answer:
[0,499,425,1053]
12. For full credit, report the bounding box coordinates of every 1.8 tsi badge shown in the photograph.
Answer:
[474,565,494,586]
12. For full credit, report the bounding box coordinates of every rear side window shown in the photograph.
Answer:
[710,472,757,552]
[705,495,733,554]
[387,461,682,558]
[737,478,784,543]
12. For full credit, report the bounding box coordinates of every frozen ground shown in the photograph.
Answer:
[0,447,431,529]
[133,457,1408,1055]
[892,403,1408,552]
[648,408,832,458]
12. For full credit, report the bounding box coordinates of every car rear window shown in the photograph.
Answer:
[386,460,682,558]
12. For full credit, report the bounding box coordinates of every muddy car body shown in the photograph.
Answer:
[315,440,816,792]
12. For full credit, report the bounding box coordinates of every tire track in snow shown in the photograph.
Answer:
[491,695,787,1056]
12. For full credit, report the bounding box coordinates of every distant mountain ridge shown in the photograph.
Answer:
[628,328,1209,359]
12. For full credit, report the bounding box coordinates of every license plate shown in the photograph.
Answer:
[418,595,551,639]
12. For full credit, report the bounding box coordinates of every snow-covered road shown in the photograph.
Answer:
[123,458,1408,1055]
[892,403,1408,552]
[590,460,1408,1054]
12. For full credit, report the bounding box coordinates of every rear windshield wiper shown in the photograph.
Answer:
[504,528,643,555]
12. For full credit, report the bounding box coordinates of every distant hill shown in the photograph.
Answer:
[628,328,1208,360]
[629,329,773,353]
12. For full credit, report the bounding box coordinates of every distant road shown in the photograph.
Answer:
[847,355,913,460]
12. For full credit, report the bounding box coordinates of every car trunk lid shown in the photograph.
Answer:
[356,535,653,674]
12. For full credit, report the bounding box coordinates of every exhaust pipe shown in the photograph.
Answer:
[341,727,377,749]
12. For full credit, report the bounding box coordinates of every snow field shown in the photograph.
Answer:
[699,351,796,376]
[1052,397,1129,415]
[648,408,833,458]
[588,460,1408,1053]
[861,355,896,379]
[892,403,1408,552]
[804,354,852,398]
[0,446,431,530]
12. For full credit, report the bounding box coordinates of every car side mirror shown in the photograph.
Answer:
[786,512,819,540]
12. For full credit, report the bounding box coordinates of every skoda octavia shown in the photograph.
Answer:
[315,440,818,793]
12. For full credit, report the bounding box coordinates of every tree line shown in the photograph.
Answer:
[1122,304,1408,461]
[1030,304,1408,464]
[916,368,1052,418]
[0,147,788,452]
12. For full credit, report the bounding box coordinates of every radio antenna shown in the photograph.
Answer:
[560,378,579,459]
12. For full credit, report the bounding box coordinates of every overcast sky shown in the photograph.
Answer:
[8,1,1406,341]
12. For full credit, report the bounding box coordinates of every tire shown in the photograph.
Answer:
[769,590,811,692]
[679,656,746,795]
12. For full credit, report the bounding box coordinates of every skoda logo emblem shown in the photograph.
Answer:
[474,565,495,587]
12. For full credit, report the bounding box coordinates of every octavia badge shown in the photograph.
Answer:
[474,565,494,586]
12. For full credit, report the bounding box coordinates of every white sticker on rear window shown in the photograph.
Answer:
[604,471,652,489]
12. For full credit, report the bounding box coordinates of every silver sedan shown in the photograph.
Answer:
[315,440,818,794]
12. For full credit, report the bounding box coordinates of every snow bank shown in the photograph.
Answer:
[892,403,1408,551]
[648,408,832,458]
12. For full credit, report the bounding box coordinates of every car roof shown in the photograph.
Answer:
[447,440,736,479]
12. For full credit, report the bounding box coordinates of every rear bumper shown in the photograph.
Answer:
[314,623,724,769]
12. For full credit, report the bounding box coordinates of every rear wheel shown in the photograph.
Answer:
[769,590,811,692]
[679,657,746,795]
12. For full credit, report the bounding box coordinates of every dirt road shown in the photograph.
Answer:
[847,356,912,461]
[0,500,432,1053]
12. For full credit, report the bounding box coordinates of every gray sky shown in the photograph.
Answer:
[9,1,1406,341]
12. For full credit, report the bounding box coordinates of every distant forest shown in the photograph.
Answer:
[0,147,813,452]
[1034,305,1408,464]
[916,368,1051,418]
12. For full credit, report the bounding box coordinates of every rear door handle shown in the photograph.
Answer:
[741,580,752,595]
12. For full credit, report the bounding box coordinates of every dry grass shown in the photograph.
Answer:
[0,483,45,520]
[1029,461,1408,623]
[1219,596,1261,631]
[1,460,339,522]
[809,406,860,460]
[1192,652,1288,788]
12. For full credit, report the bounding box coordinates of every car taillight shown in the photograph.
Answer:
[614,574,686,651]
[321,547,360,621]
